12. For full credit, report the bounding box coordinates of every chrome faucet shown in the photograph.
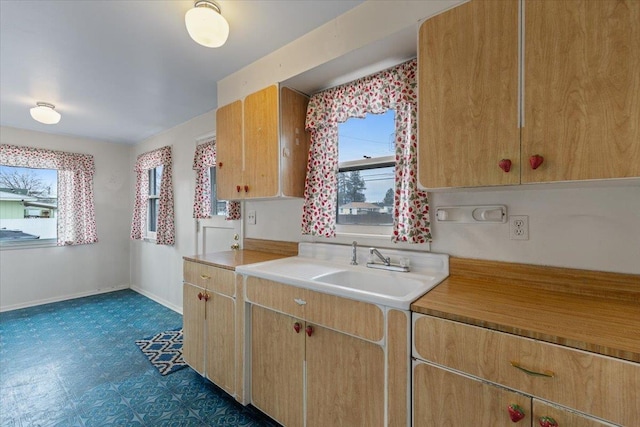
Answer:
[350,241,358,265]
[369,247,391,266]
[366,247,410,272]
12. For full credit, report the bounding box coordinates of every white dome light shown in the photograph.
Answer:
[30,102,61,125]
[185,1,229,48]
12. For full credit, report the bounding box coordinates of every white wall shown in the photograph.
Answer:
[129,110,217,312]
[0,126,132,311]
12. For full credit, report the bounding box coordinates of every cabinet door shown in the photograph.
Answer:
[205,292,235,395]
[216,100,244,200]
[418,0,520,189]
[280,87,311,197]
[413,361,532,427]
[523,0,640,183]
[243,85,279,198]
[182,283,205,375]
[533,400,612,427]
[251,305,304,427]
[306,325,385,427]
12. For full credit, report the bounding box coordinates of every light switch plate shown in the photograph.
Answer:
[247,210,256,225]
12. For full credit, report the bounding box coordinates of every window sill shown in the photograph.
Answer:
[0,239,58,251]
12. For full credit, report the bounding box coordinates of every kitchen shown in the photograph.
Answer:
[1,0,638,426]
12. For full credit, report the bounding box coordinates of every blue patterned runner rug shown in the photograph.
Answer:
[135,329,187,375]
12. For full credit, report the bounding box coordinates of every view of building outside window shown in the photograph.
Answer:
[0,166,58,242]
[337,110,395,226]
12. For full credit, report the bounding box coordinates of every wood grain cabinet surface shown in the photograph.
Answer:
[412,314,639,426]
[245,276,409,427]
[182,261,237,397]
[418,0,640,189]
[215,85,310,200]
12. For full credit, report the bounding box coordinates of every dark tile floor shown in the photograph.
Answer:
[0,289,278,427]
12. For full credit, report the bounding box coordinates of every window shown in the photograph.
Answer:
[0,165,58,244]
[337,110,395,227]
[209,166,227,216]
[147,166,162,237]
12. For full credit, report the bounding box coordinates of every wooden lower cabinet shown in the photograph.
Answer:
[412,313,638,426]
[413,361,532,426]
[251,305,305,427]
[182,263,238,397]
[250,304,385,427]
[182,282,206,374]
[306,323,384,427]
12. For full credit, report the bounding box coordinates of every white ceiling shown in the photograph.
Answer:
[0,0,367,144]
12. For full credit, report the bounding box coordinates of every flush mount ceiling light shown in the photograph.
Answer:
[30,102,61,125]
[185,0,229,48]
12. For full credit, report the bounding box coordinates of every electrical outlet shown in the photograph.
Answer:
[247,210,256,225]
[509,215,529,240]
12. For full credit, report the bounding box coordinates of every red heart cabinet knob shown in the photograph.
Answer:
[244,185,249,193]
[293,322,301,333]
[236,185,241,193]
[529,154,544,170]
[218,162,223,167]
[539,416,558,427]
[499,159,512,173]
[507,404,525,423]
[197,292,203,301]
[305,325,314,337]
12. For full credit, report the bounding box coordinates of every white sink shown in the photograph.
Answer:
[313,270,430,298]
[235,243,449,310]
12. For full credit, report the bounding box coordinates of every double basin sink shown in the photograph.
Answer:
[236,244,449,310]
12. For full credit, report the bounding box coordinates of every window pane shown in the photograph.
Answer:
[337,111,396,226]
[149,198,159,232]
[337,167,394,225]
[0,166,58,241]
[338,110,395,163]
[149,166,163,196]
[209,166,227,216]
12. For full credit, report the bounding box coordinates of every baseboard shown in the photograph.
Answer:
[129,286,183,315]
[0,285,130,313]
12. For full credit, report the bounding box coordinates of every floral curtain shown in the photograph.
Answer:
[302,59,431,242]
[192,139,241,220]
[0,144,98,246]
[130,145,175,245]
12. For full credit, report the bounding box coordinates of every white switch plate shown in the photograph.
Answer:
[247,210,256,225]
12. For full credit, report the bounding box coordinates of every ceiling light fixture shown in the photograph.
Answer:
[30,102,61,125]
[185,0,229,48]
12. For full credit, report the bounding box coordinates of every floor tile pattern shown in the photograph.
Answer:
[0,290,278,427]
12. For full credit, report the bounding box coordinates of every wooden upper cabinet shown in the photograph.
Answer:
[243,86,279,198]
[523,0,640,183]
[216,100,243,200]
[215,85,311,200]
[418,0,520,188]
[418,0,640,189]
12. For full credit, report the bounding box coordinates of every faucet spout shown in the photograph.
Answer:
[369,248,391,266]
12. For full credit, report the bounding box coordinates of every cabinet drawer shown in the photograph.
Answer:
[305,289,384,342]
[245,277,305,319]
[413,314,639,426]
[184,261,235,297]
